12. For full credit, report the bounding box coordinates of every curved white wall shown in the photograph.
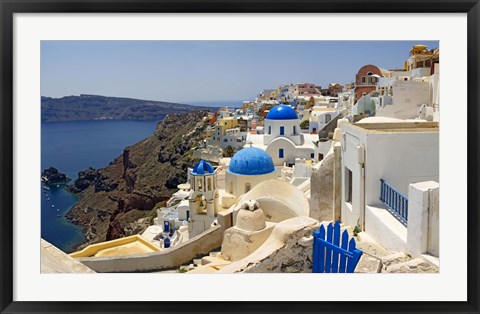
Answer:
[266,137,313,166]
[225,170,277,198]
[263,119,303,145]
[232,179,310,223]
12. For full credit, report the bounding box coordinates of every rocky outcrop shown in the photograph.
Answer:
[65,110,211,252]
[41,167,70,184]
[122,149,136,175]
[66,167,118,193]
[123,217,152,236]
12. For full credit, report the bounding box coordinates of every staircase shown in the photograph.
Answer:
[381,252,439,273]
[339,226,439,273]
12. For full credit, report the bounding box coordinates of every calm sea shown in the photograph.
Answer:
[41,119,160,252]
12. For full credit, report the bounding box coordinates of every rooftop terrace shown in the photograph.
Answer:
[351,121,439,133]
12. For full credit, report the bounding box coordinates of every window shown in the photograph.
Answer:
[325,114,331,123]
[345,167,353,203]
[245,183,251,193]
[293,126,296,134]
[310,153,314,159]
[361,76,366,83]
[318,153,324,161]
[279,148,284,158]
[268,126,271,134]
[280,126,284,135]
[207,178,212,191]
[197,178,203,191]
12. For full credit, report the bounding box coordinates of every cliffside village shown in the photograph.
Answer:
[42,44,440,274]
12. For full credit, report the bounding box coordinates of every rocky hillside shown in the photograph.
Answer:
[65,110,211,252]
[41,94,214,122]
[41,167,71,185]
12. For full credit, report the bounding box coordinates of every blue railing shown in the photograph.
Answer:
[379,179,408,227]
[312,221,363,273]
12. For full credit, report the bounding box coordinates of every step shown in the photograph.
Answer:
[355,253,382,273]
[381,252,412,267]
[383,258,439,273]
[355,232,392,258]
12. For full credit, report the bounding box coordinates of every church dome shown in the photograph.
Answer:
[192,160,214,175]
[229,147,275,175]
[266,105,298,120]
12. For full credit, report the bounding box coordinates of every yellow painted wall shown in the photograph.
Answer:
[70,235,160,258]
[218,118,238,135]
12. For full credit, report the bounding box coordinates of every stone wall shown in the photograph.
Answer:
[41,240,96,273]
[310,152,335,222]
[407,181,439,258]
[78,224,225,272]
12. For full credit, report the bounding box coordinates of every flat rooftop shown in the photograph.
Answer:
[350,121,439,133]
[70,235,160,258]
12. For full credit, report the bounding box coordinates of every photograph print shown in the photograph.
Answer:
[40,40,440,274]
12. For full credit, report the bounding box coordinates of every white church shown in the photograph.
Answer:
[247,104,318,167]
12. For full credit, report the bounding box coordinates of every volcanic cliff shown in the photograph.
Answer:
[65,110,211,252]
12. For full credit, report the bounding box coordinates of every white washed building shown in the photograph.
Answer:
[340,120,439,253]
[247,105,318,166]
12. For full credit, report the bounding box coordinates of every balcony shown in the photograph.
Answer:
[379,179,408,227]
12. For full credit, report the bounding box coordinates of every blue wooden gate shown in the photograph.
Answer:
[312,221,363,273]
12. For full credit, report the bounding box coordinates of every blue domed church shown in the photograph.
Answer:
[246,104,317,167]
[225,147,277,197]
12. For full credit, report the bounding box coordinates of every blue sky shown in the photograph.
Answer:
[41,41,438,105]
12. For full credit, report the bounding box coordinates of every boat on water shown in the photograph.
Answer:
[51,205,54,208]
[42,186,50,190]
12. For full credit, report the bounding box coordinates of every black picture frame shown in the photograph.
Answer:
[1,1,479,313]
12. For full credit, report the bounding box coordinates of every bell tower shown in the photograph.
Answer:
[188,160,219,237]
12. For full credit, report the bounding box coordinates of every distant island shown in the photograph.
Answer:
[41,94,215,122]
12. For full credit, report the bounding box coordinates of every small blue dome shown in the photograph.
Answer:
[229,147,275,176]
[192,160,214,175]
[266,105,298,120]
